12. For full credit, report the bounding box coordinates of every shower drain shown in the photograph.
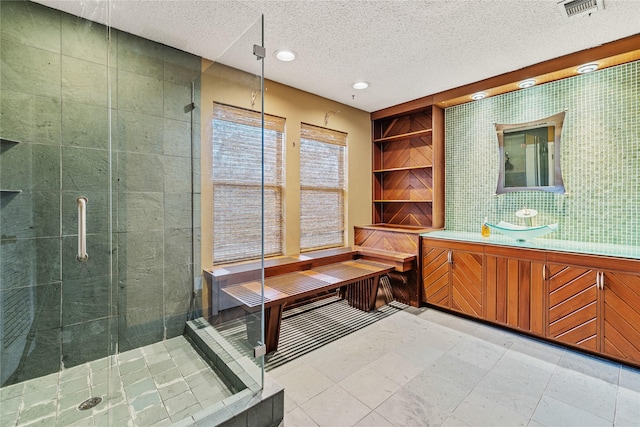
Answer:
[78,397,102,410]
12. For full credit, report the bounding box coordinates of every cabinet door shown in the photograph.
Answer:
[485,255,545,335]
[422,245,450,308]
[450,249,483,317]
[546,263,599,351]
[602,271,640,364]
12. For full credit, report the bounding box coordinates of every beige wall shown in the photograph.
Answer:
[200,61,372,268]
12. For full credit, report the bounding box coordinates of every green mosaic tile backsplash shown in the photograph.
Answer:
[445,60,639,246]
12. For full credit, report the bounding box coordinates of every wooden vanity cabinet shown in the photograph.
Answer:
[484,245,546,335]
[422,237,640,367]
[422,239,483,317]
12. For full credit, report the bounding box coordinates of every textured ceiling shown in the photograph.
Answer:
[35,0,640,112]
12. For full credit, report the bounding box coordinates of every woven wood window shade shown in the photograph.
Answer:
[300,123,347,251]
[212,103,285,264]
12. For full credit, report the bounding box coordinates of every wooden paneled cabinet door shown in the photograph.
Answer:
[422,240,483,317]
[545,262,599,352]
[485,247,545,335]
[545,258,640,365]
[422,244,450,309]
[450,248,483,317]
[601,270,640,364]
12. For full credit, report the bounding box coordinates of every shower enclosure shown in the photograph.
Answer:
[1,1,271,425]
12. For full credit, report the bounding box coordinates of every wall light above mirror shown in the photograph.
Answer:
[495,111,566,194]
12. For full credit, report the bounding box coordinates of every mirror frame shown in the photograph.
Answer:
[495,111,566,194]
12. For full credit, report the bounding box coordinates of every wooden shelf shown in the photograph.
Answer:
[1,189,22,194]
[0,138,20,144]
[357,224,434,232]
[373,165,432,173]
[373,199,432,203]
[372,129,432,144]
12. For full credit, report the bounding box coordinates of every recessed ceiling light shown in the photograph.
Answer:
[577,63,598,74]
[518,79,536,89]
[352,81,369,90]
[274,49,296,62]
[471,92,486,100]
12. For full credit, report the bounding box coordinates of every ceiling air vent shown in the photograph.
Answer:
[558,0,604,18]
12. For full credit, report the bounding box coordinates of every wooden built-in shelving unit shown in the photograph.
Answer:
[356,104,444,307]
[371,105,444,228]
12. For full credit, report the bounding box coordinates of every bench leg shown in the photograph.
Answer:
[344,274,383,312]
[244,304,284,354]
[265,304,284,354]
[246,312,261,345]
[367,275,382,311]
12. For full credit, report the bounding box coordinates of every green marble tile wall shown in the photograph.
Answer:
[445,60,639,246]
[0,0,200,386]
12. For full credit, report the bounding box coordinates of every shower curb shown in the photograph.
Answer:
[180,319,284,427]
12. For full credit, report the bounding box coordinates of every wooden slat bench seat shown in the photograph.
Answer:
[220,259,394,353]
[206,247,358,316]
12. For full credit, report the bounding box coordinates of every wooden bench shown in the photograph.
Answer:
[221,259,394,352]
[205,247,416,353]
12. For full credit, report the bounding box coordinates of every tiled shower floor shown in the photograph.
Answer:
[0,336,233,426]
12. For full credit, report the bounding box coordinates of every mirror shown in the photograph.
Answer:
[495,111,566,194]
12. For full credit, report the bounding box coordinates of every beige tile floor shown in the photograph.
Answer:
[271,306,640,427]
[3,306,639,427]
[0,336,233,426]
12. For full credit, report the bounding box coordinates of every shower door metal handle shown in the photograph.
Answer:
[77,197,89,262]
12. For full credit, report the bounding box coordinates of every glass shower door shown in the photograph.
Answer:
[192,6,268,388]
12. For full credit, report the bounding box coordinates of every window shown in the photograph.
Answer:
[299,123,347,250]
[211,103,285,263]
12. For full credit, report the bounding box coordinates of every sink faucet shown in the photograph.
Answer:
[515,208,538,227]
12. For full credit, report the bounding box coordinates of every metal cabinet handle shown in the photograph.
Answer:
[77,197,88,262]
[447,250,452,264]
[595,271,605,290]
[542,265,546,281]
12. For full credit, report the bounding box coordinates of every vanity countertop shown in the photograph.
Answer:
[421,230,640,260]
